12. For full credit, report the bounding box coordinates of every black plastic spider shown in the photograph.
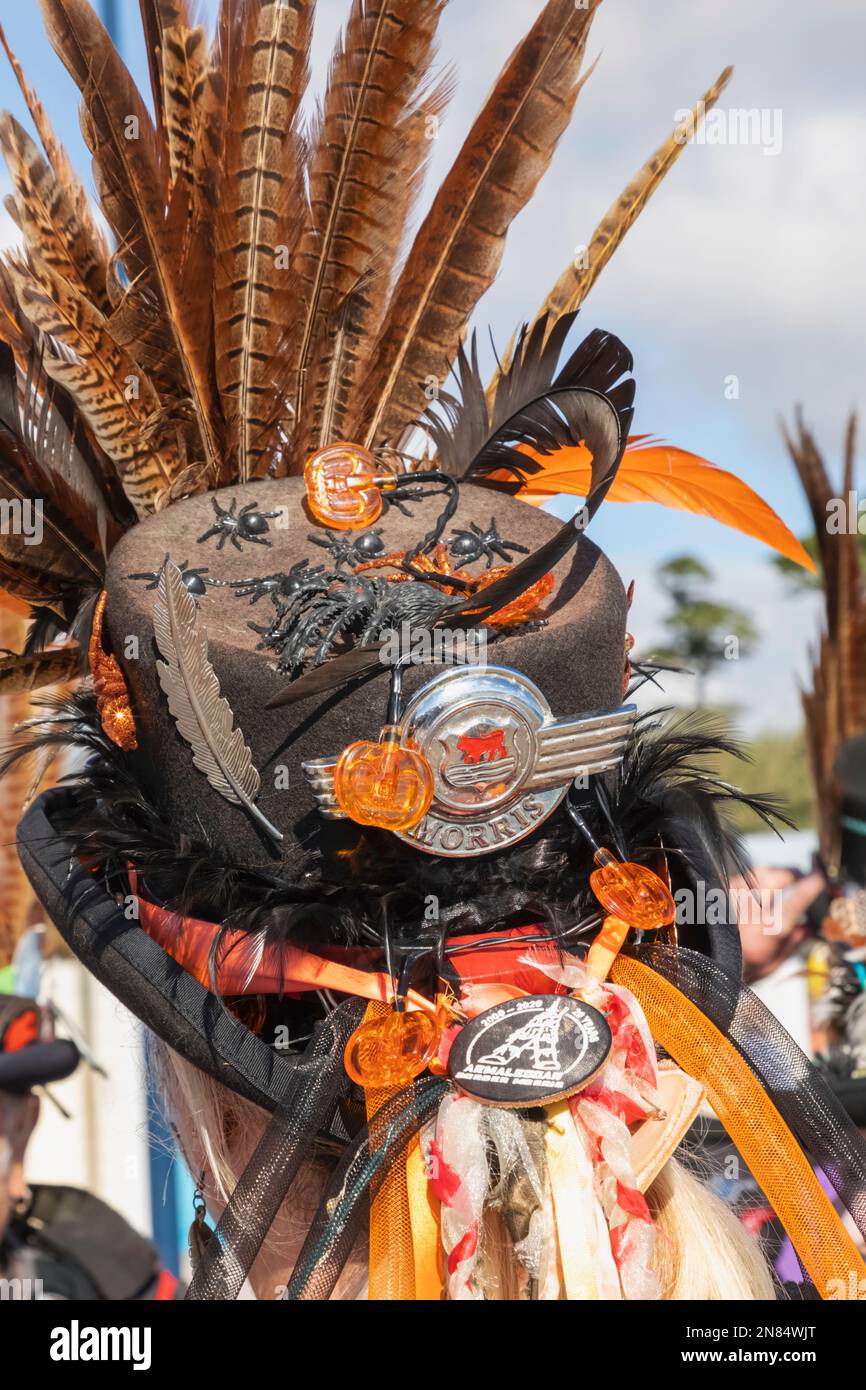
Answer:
[448,517,529,568]
[210,560,334,621]
[308,528,385,569]
[255,574,456,674]
[128,556,210,597]
[379,484,427,518]
[197,497,280,551]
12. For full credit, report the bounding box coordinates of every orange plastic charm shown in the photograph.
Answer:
[344,1008,439,1088]
[89,591,138,752]
[334,728,434,831]
[305,443,382,530]
[589,849,675,929]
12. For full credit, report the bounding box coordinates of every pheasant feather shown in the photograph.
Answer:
[162,22,210,197]
[154,561,283,842]
[356,0,599,450]
[40,0,222,478]
[0,113,110,313]
[0,647,80,696]
[214,0,314,481]
[0,20,108,298]
[538,69,731,335]
[289,0,449,465]
[8,260,179,517]
[783,412,866,871]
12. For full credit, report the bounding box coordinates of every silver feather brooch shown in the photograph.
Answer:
[154,561,283,843]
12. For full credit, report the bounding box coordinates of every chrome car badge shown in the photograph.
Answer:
[302,666,636,858]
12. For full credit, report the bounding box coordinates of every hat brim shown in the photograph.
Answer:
[0,1039,80,1092]
[17,789,296,1113]
[17,785,744,1108]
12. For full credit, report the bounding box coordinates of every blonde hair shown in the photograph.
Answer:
[151,1035,775,1301]
[648,1159,776,1300]
[149,1035,368,1300]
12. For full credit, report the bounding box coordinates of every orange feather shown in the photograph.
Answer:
[512,436,815,572]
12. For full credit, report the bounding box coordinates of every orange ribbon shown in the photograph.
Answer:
[135,890,436,1014]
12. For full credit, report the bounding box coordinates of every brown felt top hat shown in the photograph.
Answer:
[105,476,630,872]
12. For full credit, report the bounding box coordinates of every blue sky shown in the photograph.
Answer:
[1,0,863,730]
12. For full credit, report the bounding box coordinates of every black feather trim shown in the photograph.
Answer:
[5,692,792,976]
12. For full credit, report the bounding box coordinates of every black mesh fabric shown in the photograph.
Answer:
[284,1076,448,1301]
[627,944,866,1239]
[185,998,366,1301]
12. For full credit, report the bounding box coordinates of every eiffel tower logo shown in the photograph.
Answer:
[478,1004,564,1073]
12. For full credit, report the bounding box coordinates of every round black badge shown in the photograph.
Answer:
[448,994,612,1107]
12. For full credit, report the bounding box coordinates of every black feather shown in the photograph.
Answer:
[23,607,66,655]
[6,693,791,972]
[424,318,633,484]
[605,708,793,886]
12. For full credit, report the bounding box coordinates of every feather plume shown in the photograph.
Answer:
[305,80,455,455]
[0,113,110,313]
[154,561,283,842]
[442,383,633,628]
[289,0,450,465]
[138,1,191,137]
[161,22,211,196]
[511,436,816,571]
[2,339,115,552]
[0,343,108,621]
[106,282,187,402]
[24,337,135,536]
[140,3,222,221]
[0,20,108,297]
[40,0,166,287]
[0,260,34,356]
[138,0,170,138]
[522,69,733,349]
[355,0,600,451]
[7,260,180,517]
[783,411,866,870]
[40,0,223,478]
[0,647,80,695]
[316,278,373,451]
[0,608,65,964]
[213,0,314,481]
[425,318,634,482]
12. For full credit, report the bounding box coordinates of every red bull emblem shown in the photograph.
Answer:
[456,728,507,765]
[304,666,638,859]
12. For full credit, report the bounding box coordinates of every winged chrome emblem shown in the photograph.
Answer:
[302,666,636,858]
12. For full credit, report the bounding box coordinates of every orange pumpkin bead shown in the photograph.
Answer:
[305,443,382,530]
[334,734,434,831]
[589,849,676,930]
[344,1009,439,1088]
